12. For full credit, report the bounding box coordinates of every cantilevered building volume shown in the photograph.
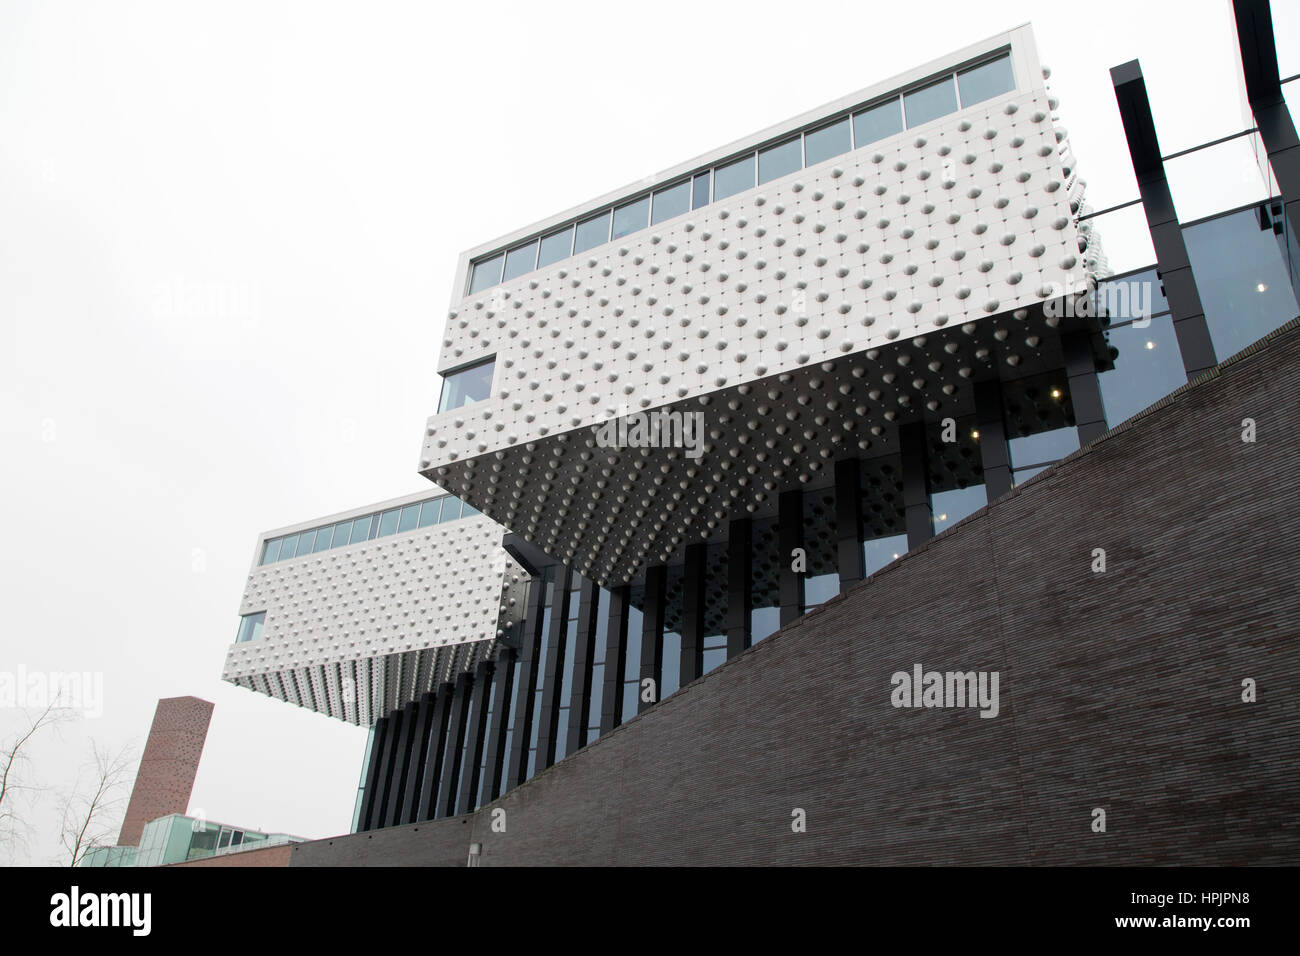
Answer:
[223,2,1300,863]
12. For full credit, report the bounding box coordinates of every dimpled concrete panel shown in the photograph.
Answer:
[418,31,1098,583]
[221,497,527,724]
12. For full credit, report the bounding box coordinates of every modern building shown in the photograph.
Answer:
[81,697,303,868]
[222,1,1300,863]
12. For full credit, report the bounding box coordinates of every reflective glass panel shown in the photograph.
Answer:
[713,154,756,201]
[398,504,420,533]
[573,211,611,254]
[312,526,333,552]
[758,137,802,184]
[853,98,903,147]
[691,171,711,209]
[468,254,503,294]
[651,180,691,225]
[1184,205,1300,359]
[502,241,538,282]
[1098,314,1188,426]
[331,520,352,548]
[438,358,495,413]
[957,55,1015,106]
[803,117,851,167]
[260,538,281,565]
[904,77,958,128]
[612,196,650,240]
[537,226,574,268]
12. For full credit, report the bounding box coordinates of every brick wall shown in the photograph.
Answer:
[169,844,293,867]
[118,697,214,847]
[292,319,1300,866]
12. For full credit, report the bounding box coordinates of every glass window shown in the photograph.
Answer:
[623,587,644,718]
[418,499,440,528]
[957,54,1015,107]
[349,516,373,545]
[853,98,903,148]
[260,538,281,565]
[932,485,986,534]
[611,195,650,240]
[377,509,400,537]
[437,358,495,413]
[277,534,298,561]
[1009,427,1080,468]
[331,520,352,548]
[804,117,851,167]
[804,573,839,607]
[863,534,907,576]
[713,154,756,201]
[1166,134,1273,224]
[236,611,266,644]
[460,501,481,519]
[758,137,802,185]
[398,504,420,533]
[295,529,315,554]
[691,171,711,210]
[1184,206,1300,359]
[440,497,463,522]
[537,226,574,268]
[312,526,333,552]
[468,254,503,295]
[904,77,958,128]
[651,180,691,225]
[502,241,538,283]
[573,211,611,254]
[1098,315,1188,426]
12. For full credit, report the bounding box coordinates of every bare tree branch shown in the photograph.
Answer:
[0,701,78,860]
[57,741,135,867]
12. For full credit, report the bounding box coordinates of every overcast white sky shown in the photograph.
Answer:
[2,0,1297,865]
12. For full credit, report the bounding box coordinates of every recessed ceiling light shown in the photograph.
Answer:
[1146,341,1155,350]
[1050,388,1062,399]
[1257,283,1268,293]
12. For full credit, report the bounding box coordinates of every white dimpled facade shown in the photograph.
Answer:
[221,489,527,724]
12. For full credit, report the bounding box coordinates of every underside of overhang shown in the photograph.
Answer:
[421,297,1109,589]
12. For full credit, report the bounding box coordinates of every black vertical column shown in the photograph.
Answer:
[507,570,548,791]
[778,489,804,626]
[680,543,706,685]
[357,715,388,832]
[536,567,574,771]
[398,692,436,825]
[638,565,666,714]
[599,585,630,734]
[1234,0,1300,292]
[480,648,515,805]
[899,421,933,550]
[973,380,1013,501]
[834,458,865,593]
[1111,60,1217,378]
[457,659,493,816]
[437,672,474,818]
[415,682,454,821]
[565,577,600,757]
[1062,333,1109,445]
[726,518,752,658]
[370,707,403,831]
